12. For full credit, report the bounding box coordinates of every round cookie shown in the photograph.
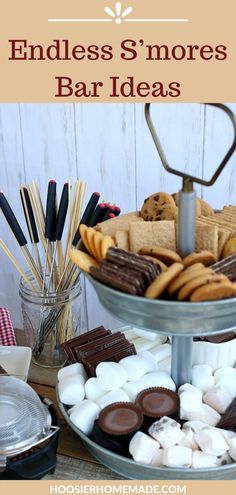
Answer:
[167,266,213,296]
[222,236,236,259]
[199,198,214,217]
[142,255,168,272]
[145,262,184,299]
[183,251,216,268]
[139,246,182,265]
[190,280,235,302]
[141,192,177,221]
[69,248,99,273]
[178,273,227,301]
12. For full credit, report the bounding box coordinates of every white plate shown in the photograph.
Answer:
[0,346,32,381]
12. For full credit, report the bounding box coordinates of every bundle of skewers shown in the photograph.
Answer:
[0,180,121,354]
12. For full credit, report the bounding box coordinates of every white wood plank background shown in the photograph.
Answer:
[0,103,236,331]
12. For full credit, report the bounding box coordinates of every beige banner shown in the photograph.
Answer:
[0,480,236,495]
[0,0,235,102]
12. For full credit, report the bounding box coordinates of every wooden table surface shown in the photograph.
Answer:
[21,340,124,480]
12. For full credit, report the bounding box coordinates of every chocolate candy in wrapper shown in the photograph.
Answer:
[217,397,236,431]
[62,326,111,362]
[136,387,179,423]
[98,402,144,437]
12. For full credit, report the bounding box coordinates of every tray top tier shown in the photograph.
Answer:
[86,274,236,337]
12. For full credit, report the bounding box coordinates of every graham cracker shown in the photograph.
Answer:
[97,212,143,237]
[114,230,129,251]
[129,220,176,253]
[196,223,218,259]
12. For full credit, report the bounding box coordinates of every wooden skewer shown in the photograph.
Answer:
[0,239,36,291]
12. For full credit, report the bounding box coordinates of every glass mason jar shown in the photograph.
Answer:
[19,274,82,368]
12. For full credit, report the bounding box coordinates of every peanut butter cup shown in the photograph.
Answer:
[98,402,143,436]
[136,387,179,420]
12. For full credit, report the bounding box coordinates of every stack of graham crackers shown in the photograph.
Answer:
[97,208,236,262]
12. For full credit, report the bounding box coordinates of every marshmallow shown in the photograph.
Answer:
[58,374,85,405]
[192,451,219,468]
[228,436,236,461]
[57,363,87,382]
[68,402,84,415]
[151,449,164,467]
[180,402,220,426]
[195,428,229,455]
[178,383,203,399]
[216,452,233,466]
[139,351,158,372]
[149,344,171,363]
[70,399,100,435]
[163,446,192,468]
[216,377,236,399]
[192,365,214,393]
[179,390,203,420]
[149,417,184,448]
[214,367,236,383]
[132,337,161,353]
[203,386,233,414]
[178,427,199,450]
[122,328,138,341]
[129,431,160,464]
[157,358,171,373]
[85,377,106,401]
[119,355,149,381]
[96,362,127,391]
[182,421,209,433]
[96,389,130,410]
[133,328,164,342]
[123,371,175,401]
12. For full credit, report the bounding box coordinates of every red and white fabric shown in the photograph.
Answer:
[0,308,16,346]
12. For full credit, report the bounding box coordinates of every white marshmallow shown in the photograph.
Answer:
[163,446,192,468]
[157,358,171,373]
[195,428,229,455]
[122,328,138,341]
[177,428,199,450]
[57,363,87,382]
[58,374,85,405]
[96,389,130,409]
[182,421,209,433]
[149,417,184,448]
[123,371,175,401]
[192,365,214,393]
[129,431,160,464]
[203,386,233,414]
[132,337,162,353]
[85,377,106,401]
[192,451,219,468]
[139,351,158,372]
[133,328,164,342]
[214,367,236,383]
[151,449,164,466]
[96,362,127,391]
[216,377,236,399]
[216,452,233,466]
[180,402,220,426]
[228,436,236,461]
[119,355,149,381]
[179,390,203,420]
[149,344,171,363]
[67,402,84,415]
[178,383,203,399]
[216,429,236,442]
[70,399,100,435]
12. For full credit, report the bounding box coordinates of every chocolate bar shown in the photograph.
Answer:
[85,342,136,376]
[62,326,111,362]
[75,332,126,362]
